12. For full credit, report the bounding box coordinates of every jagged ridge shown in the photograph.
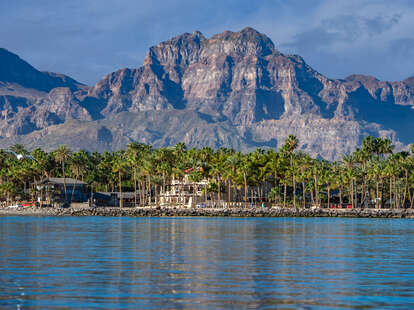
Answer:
[0,28,413,159]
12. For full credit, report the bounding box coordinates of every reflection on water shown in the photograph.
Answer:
[0,217,414,309]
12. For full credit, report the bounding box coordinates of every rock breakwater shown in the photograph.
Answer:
[1,206,414,218]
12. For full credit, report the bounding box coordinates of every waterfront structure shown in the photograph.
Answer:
[159,174,209,208]
[37,178,88,204]
[93,192,139,207]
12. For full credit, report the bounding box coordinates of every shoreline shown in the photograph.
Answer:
[1,206,414,218]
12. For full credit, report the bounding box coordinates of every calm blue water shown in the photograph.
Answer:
[0,217,413,309]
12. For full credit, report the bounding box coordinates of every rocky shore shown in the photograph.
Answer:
[1,206,414,218]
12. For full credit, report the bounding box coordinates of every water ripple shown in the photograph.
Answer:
[0,217,413,309]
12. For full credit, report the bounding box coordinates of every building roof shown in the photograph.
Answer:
[97,192,137,199]
[40,178,87,185]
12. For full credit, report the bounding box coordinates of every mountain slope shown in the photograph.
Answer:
[0,48,84,92]
[0,48,91,138]
[0,28,413,159]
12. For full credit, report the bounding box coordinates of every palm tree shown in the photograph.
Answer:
[281,135,299,208]
[154,147,174,196]
[210,149,227,207]
[127,142,148,207]
[225,152,243,205]
[296,152,313,208]
[0,182,17,204]
[383,158,395,209]
[396,152,410,208]
[239,153,253,206]
[198,147,214,204]
[53,145,72,202]
[141,151,156,206]
[369,158,387,208]
[342,154,356,208]
[0,150,8,186]
[320,162,335,208]
[112,152,128,208]
[69,151,89,203]
[97,151,115,192]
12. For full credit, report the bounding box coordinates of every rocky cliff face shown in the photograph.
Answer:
[0,48,90,137]
[1,28,414,159]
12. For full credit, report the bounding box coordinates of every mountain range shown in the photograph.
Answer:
[1,27,414,160]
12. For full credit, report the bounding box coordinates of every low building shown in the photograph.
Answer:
[37,178,89,203]
[159,174,208,208]
[93,192,139,207]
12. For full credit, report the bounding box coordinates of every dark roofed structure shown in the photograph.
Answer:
[39,178,87,186]
[38,178,89,203]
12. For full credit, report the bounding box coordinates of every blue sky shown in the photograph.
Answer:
[2,0,414,85]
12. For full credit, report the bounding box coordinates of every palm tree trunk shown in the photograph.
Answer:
[134,167,137,207]
[62,162,67,202]
[227,180,231,205]
[162,170,166,195]
[302,182,306,208]
[293,175,296,210]
[243,171,248,206]
[138,181,142,206]
[403,170,408,208]
[119,171,123,208]
[204,183,208,204]
[327,187,330,209]
[350,179,354,208]
[408,187,413,209]
[283,184,287,208]
[310,188,314,205]
[361,176,365,209]
[393,176,398,208]
[217,177,221,208]
[148,176,151,206]
[71,172,78,204]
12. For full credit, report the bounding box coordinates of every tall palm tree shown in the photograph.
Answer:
[69,151,89,203]
[296,152,313,208]
[112,152,128,208]
[127,142,148,207]
[141,151,156,206]
[210,150,227,207]
[225,152,243,205]
[281,135,299,208]
[342,154,356,208]
[53,145,72,202]
[240,153,253,206]
[198,147,214,204]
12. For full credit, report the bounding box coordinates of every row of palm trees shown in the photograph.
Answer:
[1,135,414,208]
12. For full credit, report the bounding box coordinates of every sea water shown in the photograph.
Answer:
[0,216,413,309]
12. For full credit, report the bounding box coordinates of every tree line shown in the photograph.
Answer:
[1,135,414,208]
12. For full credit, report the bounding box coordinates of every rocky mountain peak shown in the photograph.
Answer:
[206,27,276,58]
[145,31,206,67]
[0,47,84,93]
[0,48,50,92]
[345,74,379,83]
